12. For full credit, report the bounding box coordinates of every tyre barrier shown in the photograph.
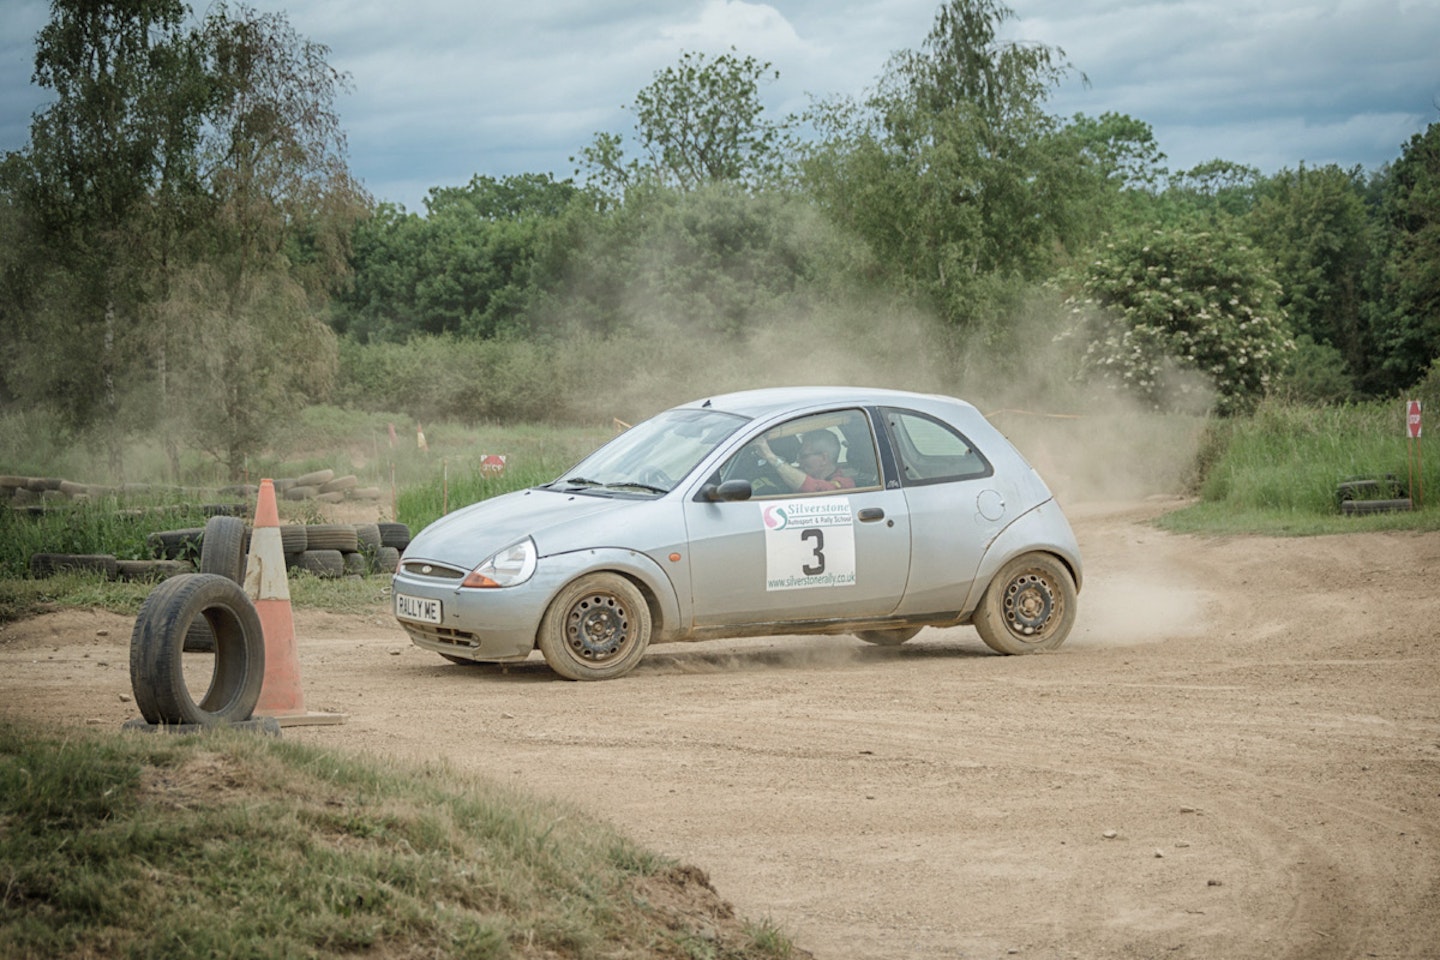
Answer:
[4,471,381,510]
[128,574,266,726]
[27,521,411,583]
[1335,474,1411,515]
[28,552,119,579]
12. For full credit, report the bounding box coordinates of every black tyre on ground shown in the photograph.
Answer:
[537,573,652,681]
[378,522,411,550]
[374,545,401,573]
[972,552,1078,655]
[296,549,346,578]
[319,474,358,495]
[304,523,358,552]
[294,468,335,488]
[147,527,204,562]
[199,515,248,584]
[116,559,191,581]
[280,524,309,555]
[128,573,265,725]
[28,553,119,580]
[355,523,382,551]
[854,626,924,646]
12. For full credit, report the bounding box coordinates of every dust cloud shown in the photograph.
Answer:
[554,267,1212,505]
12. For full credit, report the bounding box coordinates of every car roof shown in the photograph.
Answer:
[678,385,979,421]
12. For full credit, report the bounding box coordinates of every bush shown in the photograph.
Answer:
[1062,224,1293,416]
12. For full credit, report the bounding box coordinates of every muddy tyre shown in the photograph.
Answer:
[973,553,1077,655]
[128,573,265,725]
[538,573,652,681]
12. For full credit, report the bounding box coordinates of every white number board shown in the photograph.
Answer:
[761,499,857,591]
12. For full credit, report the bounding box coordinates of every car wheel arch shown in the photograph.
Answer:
[961,503,1083,616]
[528,548,684,649]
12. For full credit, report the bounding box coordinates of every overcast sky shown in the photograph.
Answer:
[2,0,1437,214]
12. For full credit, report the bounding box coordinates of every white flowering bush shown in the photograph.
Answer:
[1061,226,1293,415]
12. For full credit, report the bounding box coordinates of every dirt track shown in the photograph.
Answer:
[3,500,1439,959]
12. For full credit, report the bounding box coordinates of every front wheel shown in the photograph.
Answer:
[973,553,1077,655]
[538,573,652,680]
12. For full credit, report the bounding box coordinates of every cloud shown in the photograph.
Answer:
[1021,0,1440,170]
[1,0,1435,210]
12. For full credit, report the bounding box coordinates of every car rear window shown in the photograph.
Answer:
[881,408,992,484]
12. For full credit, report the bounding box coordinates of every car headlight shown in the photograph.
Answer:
[461,538,537,588]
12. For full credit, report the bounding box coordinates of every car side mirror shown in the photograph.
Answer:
[702,479,753,502]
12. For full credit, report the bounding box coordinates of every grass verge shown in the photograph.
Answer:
[1157,399,1439,535]
[0,717,800,960]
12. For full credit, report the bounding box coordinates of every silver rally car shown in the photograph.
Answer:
[392,386,1082,680]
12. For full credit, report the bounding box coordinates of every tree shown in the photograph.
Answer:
[1244,164,1373,395]
[7,0,207,471]
[797,0,1095,333]
[1061,224,1293,415]
[1371,123,1440,394]
[334,174,591,343]
[1165,160,1262,221]
[576,48,791,194]
[155,1,368,478]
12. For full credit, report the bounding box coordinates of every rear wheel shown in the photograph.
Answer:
[538,573,652,680]
[973,553,1077,655]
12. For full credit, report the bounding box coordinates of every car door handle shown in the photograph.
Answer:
[857,507,885,522]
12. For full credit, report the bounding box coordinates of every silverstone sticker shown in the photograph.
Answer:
[762,499,856,591]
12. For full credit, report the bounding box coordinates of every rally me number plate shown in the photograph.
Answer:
[396,593,441,624]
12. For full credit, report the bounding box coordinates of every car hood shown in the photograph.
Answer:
[402,487,652,568]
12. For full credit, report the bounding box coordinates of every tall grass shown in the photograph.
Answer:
[1159,398,1440,534]
[0,493,226,579]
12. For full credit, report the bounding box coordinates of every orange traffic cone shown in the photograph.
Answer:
[245,478,345,727]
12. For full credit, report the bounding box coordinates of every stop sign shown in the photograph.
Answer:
[1408,399,1422,439]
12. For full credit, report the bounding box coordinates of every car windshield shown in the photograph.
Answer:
[548,407,748,495]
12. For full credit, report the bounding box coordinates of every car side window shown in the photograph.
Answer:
[719,409,882,497]
[882,407,992,485]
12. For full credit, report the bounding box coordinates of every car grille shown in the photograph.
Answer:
[400,620,479,647]
[400,560,467,580]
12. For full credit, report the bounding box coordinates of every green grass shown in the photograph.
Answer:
[0,494,229,580]
[1156,398,1440,535]
[0,718,797,960]
[1155,498,1440,536]
[389,420,614,532]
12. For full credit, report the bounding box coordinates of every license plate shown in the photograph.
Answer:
[395,593,441,624]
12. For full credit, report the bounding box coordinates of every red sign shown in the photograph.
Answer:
[1407,399,1422,439]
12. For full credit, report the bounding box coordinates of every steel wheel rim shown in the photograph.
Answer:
[1002,570,1061,642]
[565,592,632,662]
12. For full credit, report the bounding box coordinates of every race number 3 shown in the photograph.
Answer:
[762,500,856,590]
[801,528,825,575]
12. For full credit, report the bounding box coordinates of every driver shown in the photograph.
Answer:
[756,431,855,493]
